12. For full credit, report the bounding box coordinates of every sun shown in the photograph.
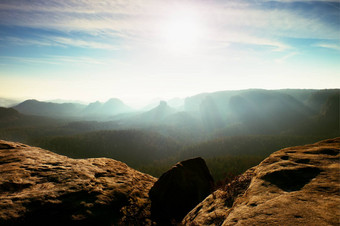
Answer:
[161,7,203,54]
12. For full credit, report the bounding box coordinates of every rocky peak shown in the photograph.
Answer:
[158,100,167,108]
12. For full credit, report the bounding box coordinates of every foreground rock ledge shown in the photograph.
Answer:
[0,140,156,225]
[183,137,340,225]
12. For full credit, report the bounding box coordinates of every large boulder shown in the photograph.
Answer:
[149,157,214,224]
[183,137,340,225]
[0,140,156,225]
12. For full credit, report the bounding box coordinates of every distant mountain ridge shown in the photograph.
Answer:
[140,101,176,123]
[7,89,339,135]
[0,106,61,128]
[13,99,85,118]
[183,89,339,135]
[82,98,132,118]
[0,107,20,121]
[13,98,133,119]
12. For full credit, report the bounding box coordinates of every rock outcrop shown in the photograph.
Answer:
[149,157,214,224]
[183,137,340,225]
[1,137,339,226]
[0,140,156,225]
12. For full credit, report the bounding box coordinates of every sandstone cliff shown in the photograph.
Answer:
[0,140,156,225]
[183,137,340,225]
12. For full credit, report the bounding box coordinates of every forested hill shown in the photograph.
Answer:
[0,89,338,181]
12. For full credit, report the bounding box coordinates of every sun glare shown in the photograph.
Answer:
[161,7,203,54]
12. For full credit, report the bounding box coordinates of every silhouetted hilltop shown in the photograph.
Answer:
[9,89,339,131]
[2,89,338,147]
[183,89,339,135]
[0,107,61,129]
[13,99,85,118]
[228,90,313,133]
[136,101,176,124]
[83,101,102,115]
[184,89,337,114]
[318,92,339,132]
[13,98,133,120]
[305,89,339,112]
[0,107,20,120]
[83,98,132,117]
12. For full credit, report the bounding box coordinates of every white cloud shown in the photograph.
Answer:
[1,0,338,41]
[275,52,299,63]
[0,55,108,65]
[0,56,61,65]
[0,0,339,65]
[0,36,120,50]
[0,37,57,47]
[49,37,119,50]
[0,0,147,15]
[315,43,340,51]
[208,31,290,51]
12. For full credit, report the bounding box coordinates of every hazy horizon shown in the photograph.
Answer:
[1,87,339,109]
[1,0,339,107]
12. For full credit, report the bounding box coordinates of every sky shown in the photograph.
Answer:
[0,0,339,107]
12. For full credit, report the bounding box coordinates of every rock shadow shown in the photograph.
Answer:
[0,144,14,149]
[304,148,339,156]
[261,167,322,192]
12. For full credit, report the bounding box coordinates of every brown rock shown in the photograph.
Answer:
[0,140,156,225]
[149,157,214,224]
[183,137,340,225]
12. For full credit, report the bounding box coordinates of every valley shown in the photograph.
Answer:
[0,89,338,181]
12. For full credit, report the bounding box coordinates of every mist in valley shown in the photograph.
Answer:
[0,88,338,181]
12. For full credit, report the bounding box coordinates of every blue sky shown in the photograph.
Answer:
[0,0,339,107]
